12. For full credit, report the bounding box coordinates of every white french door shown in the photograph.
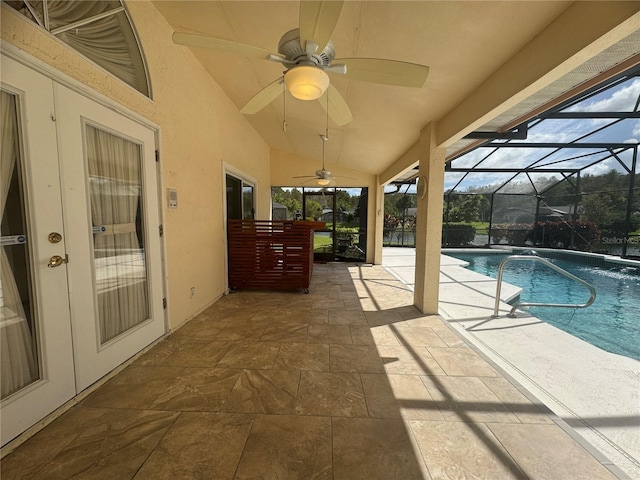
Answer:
[54,84,164,391]
[0,55,165,446]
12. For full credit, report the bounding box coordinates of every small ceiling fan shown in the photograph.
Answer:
[294,133,336,186]
[172,0,429,126]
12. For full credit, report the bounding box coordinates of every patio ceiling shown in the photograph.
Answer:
[152,1,640,181]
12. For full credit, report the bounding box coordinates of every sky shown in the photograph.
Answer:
[443,76,640,193]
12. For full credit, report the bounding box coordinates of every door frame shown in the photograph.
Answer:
[222,163,258,293]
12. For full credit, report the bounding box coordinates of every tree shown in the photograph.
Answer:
[272,187,301,219]
[445,194,489,222]
[305,200,323,221]
[395,194,414,215]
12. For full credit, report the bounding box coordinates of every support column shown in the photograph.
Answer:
[414,123,446,314]
[373,180,385,264]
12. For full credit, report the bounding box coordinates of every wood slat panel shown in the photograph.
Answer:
[228,220,325,292]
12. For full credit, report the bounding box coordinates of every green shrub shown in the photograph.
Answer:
[530,220,600,249]
[443,223,476,246]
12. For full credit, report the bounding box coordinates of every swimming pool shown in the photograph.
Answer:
[445,249,640,361]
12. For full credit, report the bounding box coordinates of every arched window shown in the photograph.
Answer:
[5,0,151,97]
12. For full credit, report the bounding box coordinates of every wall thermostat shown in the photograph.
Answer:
[167,188,178,209]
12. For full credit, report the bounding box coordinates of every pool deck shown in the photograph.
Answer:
[382,247,640,480]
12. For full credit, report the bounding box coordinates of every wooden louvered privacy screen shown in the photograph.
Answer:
[227,220,326,293]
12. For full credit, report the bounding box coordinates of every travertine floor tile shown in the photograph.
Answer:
[487,423,618,479]
[0,407,108,480]
[392,325,450,347]
[224,369,299,414]
[364,310,405,326]
[420,376,519,423]
[409,420,525,479]
[377,345,446,376]
[295,371,367,417]
[329,344,385,373]
[134,340,231,368]
[332,417,426,480]
[307,324,352,344]
[134,412,254,480]
[361,374,445,420]
[273,343,330,371]
[260,323,309,343]
[480,377,554,424]
[312,298,345,310]
[34,409,179,480]
[350,325,402,346]
[430,325,467,347]
[215,321,268,341]
[167,319,228,341]
[295,308,329,324]
[82,365,184,409]
[328,309,367,325]
[427,346,500,377]
[250,308,287,322]
[216,342,280,369]
[149,367,242,412]
[235,415,332,480]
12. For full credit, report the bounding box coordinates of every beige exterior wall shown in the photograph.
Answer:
[270,149,379,264]
[1,1,271,330]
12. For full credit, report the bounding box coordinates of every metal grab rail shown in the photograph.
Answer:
[492,255,596,318]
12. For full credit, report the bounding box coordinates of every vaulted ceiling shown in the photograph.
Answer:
[152,1,640,182]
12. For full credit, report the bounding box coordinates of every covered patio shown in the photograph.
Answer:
[0,261,621,479]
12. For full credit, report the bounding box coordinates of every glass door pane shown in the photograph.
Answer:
[86,126,149,344]
[335,187,367,262]
[303,190,335,262]
[0,90,39,399]
[226,174,242,220]
[242,184,254,220]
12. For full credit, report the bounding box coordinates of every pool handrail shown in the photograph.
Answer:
[492,255,596,318]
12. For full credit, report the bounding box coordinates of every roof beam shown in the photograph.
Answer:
[543,111,640,119]
[435,2,640,148]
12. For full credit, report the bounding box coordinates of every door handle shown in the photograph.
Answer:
[48,255,68,268]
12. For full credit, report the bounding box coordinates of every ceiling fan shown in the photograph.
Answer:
[294,133,336,186]
[172,0,429,126]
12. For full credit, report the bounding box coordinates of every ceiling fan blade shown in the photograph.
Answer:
[240,77,285,115]
[173,32,285,62]
[319,84,353,126]
[299,0,344,53]
[335,58,429,87]
[293,175,317,179]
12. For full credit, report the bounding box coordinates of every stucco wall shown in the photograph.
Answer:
[1,1,271,330]
[270,149,379,264]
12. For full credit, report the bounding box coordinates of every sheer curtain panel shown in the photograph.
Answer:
[1,91,38,398]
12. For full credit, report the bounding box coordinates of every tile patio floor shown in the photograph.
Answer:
[0,263,621,479]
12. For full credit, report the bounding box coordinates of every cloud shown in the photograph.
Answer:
[566,78,640,113]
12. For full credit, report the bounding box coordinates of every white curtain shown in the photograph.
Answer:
[1,91,38,398]
[86,126,148,343]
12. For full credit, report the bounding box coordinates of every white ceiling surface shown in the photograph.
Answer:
[152,1,635,180]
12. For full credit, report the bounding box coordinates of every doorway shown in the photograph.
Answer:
[1,55,165,446]
[301,187,367,262]
[303,189,336,262]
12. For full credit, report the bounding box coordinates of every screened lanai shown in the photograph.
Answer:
[386,67,640,259]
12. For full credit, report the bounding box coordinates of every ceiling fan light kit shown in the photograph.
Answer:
[316,178,331,186]
[172,0,429,125]
[285,66,330,100]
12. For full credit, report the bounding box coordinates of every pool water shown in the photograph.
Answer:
[447,252,640,361]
